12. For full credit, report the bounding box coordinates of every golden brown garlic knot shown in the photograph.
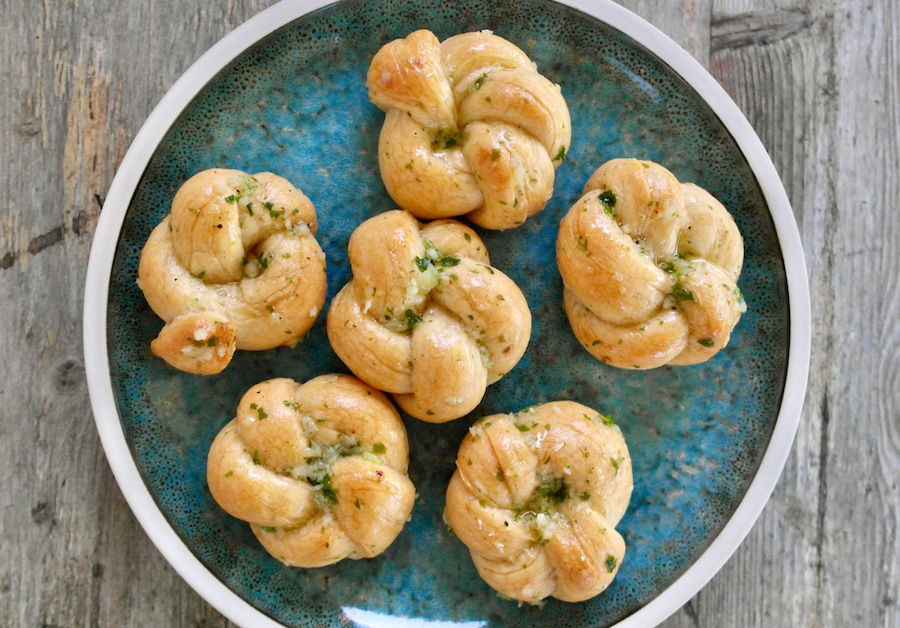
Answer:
[444,401,633,603]
[367,29,571,230]
[326,210,531,422]
[137,168,326,374]
[557,158,746,369]
[206,374,415,567]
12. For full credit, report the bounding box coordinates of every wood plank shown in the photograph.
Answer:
[821,0,899,625]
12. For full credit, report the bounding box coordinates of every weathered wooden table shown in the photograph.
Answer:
[3,0,897,625]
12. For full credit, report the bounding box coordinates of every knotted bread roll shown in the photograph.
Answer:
[207,374,416,567]
[557,158,746,369]
[326,210,531,422]
[444,401,633,603]
[138,168,326,375]
[367,29,571,230]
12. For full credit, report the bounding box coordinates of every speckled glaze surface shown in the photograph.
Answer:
[105,0,789,625]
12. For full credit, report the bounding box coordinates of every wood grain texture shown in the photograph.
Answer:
[1,0,896,626]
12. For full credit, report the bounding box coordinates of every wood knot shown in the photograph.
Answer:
[31,500,58,527]
[54,358,84,391]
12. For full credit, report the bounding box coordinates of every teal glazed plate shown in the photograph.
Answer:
[84,0,811,626]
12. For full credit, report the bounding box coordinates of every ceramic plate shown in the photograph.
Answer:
[84,0,810,625]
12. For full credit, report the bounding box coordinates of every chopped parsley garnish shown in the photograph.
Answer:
[189,335,219,348]
[598,190,617,216]
[249,403,268,420]
[537,477,567,504]
[414,239,460,273]
[660,258,696,307]
[404,309,423,330]
[589,412,615,427]
[612,456,624,473]
[318,474,338,504]
[432,129,462,150]
[671,280,696,306]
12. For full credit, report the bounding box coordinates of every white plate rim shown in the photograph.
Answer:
[82,0,811,626]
